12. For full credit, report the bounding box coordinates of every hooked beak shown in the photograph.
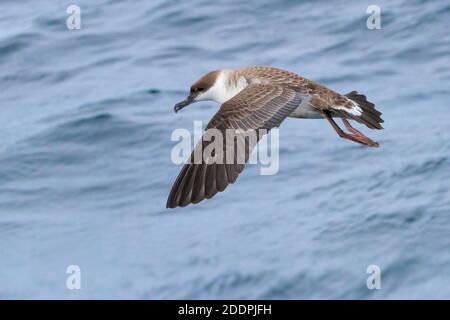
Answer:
[174,95,195,113]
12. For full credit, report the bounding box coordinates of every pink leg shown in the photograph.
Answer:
[324,112,379,147]
[341,118,379,147]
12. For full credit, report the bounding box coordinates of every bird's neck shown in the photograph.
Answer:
[209,70,248,104]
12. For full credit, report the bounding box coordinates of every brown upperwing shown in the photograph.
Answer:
[166,84,302,208]
[241,66,360,114]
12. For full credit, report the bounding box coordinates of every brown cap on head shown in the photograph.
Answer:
[190,70,220,94]
[174,70,221,113]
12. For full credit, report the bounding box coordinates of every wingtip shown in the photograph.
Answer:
[166,198,175,209]
[166,201,176,209]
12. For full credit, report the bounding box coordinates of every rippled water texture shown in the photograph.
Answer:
[1,0,449,299]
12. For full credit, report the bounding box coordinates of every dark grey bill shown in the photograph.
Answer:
[174,96,194,113]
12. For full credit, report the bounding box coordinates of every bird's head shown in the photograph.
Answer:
[174,70,221,113]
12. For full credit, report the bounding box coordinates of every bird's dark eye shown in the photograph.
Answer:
[190,87,204,94]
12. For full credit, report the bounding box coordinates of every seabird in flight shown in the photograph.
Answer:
[167,66,383,208]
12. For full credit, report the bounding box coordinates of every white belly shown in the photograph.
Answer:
[289,98,323,119]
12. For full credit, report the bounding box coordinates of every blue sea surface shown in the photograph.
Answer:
[1,0,449,299]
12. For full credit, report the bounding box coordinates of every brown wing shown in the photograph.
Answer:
[166,84,302,208]
[242,66,383,129]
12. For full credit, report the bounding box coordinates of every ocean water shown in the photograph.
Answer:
[1,0,449,299]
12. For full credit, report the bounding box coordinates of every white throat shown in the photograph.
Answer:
[196,70,248,104]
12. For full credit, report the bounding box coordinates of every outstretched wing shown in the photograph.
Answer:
[166,84,302,208]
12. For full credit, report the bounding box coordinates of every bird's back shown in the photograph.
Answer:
[237,66,342,101]
[236,66,383,129]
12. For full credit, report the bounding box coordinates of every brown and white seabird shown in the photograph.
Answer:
[166,66,383,208]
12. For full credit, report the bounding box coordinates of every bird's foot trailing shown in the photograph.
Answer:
[324,112,379,147]
[341,118,379,147]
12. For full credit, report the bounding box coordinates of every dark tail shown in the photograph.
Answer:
[344,91,384,130]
